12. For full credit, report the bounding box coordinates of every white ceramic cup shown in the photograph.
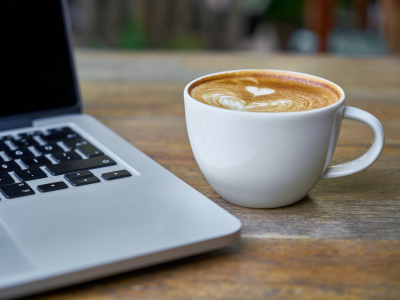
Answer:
[184,70,385,208]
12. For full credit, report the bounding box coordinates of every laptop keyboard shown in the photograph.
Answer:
[0,126,131,200]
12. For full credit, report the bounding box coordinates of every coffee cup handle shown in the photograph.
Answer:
[322,106,384,179]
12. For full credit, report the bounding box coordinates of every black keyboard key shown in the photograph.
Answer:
[37,181,69,193]
[46,155,116,175]
[47,127,76,134]
[12,137,40,148]
[0,161,21,172]
[0,135,14,141]
[0,182,35,199]
[36,143,64,155]
[14,167,48,182]
[63,138,87,149]
[18,130,43,138]
[0,140,11,151]
[68,175,100,187]
[76,142,103,157]
[5,148,35,160]
[64,170,93,180]
[102,170,132,181]
[43,127,80,142]
[63,138,103,157]
[20,156,51,168]
[51,151,82,163]
[0,172,15,186]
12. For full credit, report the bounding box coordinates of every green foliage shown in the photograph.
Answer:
[166,33,204,50]
[263,0,303,27]
[119,14,148,49]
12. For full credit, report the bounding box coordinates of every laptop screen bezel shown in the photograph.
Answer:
[1,0,82,130]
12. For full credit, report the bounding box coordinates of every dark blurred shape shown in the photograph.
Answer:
[67,0,392,55]
[380,0,400,53]
[292,0,388,55]
[304,0,334,52]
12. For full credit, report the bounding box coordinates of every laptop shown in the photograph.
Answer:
[0,1,241,299]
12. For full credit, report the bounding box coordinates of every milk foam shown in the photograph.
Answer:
[246,100,293,111]
[204,92,246,110]
[190,71,340,113]
[202,92,295,112]
[246,86,275,96]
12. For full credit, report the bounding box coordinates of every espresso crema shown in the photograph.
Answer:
[189,70,341,112]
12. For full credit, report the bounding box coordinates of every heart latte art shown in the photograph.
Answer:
[189,70,341,112]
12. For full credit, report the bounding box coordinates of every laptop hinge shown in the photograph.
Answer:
[0,115,33,131]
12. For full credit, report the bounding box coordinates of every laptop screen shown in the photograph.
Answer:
[3,0,81,121]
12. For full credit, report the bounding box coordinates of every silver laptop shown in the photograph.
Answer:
[0,1,241,299]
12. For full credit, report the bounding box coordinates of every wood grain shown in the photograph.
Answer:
[28,51,400,300]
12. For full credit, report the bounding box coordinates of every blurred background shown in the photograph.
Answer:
[67,0,400,55]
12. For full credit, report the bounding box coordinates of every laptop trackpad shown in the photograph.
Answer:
[0,220,34,278]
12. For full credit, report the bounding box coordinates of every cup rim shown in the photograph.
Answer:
[184,69,345,116]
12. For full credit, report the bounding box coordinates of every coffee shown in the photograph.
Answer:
[189,70,341,112]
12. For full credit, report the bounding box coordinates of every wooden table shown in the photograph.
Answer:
[31,51,400,299]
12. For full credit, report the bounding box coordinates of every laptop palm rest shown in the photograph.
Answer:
[0,220,34,278]
[0,175,240,294]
